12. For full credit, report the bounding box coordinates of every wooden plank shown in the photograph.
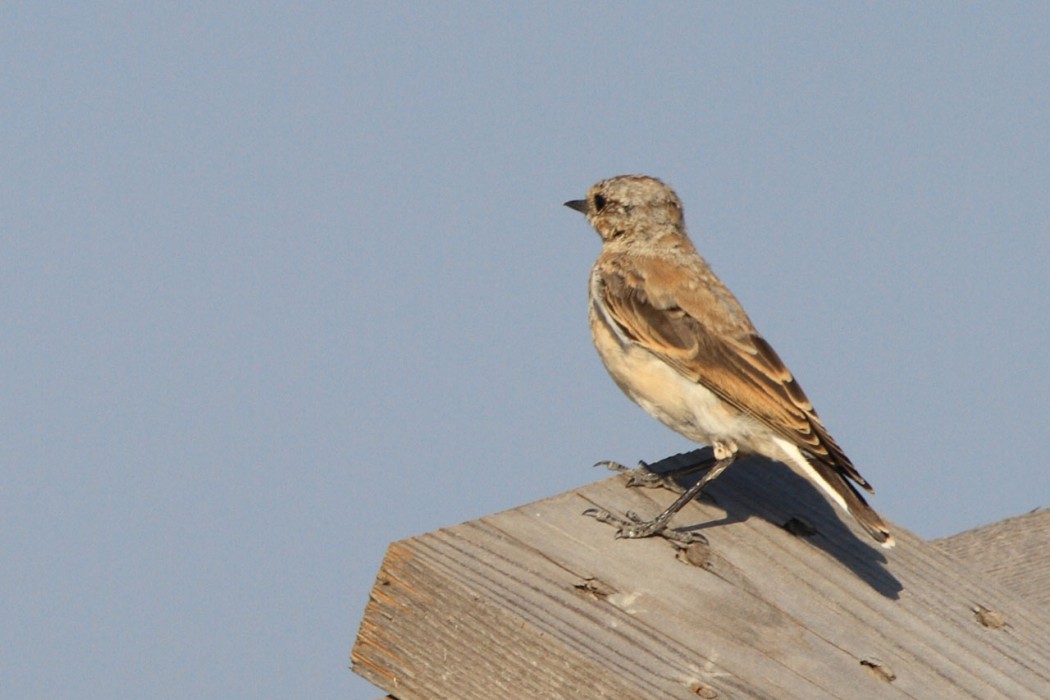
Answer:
[352,451,1050,699]
[934,508,1050,608]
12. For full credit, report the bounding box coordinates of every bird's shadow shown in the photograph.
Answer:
[636,448,903,599]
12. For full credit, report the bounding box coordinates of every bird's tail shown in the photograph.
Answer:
[806,459,895,548]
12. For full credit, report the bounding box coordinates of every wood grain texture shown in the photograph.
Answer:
[935,508,1050,609]
[352,451,1050,699]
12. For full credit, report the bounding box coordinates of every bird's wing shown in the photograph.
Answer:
[595,259,873,492]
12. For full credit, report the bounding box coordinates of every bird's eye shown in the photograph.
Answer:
[593,194,607,211]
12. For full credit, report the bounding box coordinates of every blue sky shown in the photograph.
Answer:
[3,4,1048,698]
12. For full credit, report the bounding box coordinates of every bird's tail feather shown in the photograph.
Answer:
[807,459,895,548]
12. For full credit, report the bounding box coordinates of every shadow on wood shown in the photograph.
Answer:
[617,450,902,599]
[352,450,1050,699]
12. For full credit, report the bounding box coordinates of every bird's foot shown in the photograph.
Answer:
[582,507,705,544]
[594,460,684,492]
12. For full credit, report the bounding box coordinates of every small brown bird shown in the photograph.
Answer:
[566,175,893,548]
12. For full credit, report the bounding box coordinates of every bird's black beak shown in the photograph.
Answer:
[564,199,588,214]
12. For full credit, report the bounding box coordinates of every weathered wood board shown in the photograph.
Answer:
[353,451,1050,699]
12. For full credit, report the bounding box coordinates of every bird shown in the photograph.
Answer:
[564,175,894,548]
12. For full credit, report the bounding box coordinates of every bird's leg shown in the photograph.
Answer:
[595,451,719,492]
[584,452,737,543]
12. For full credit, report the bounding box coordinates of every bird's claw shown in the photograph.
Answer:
[594,460,678,490]
[582,507,703,544]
